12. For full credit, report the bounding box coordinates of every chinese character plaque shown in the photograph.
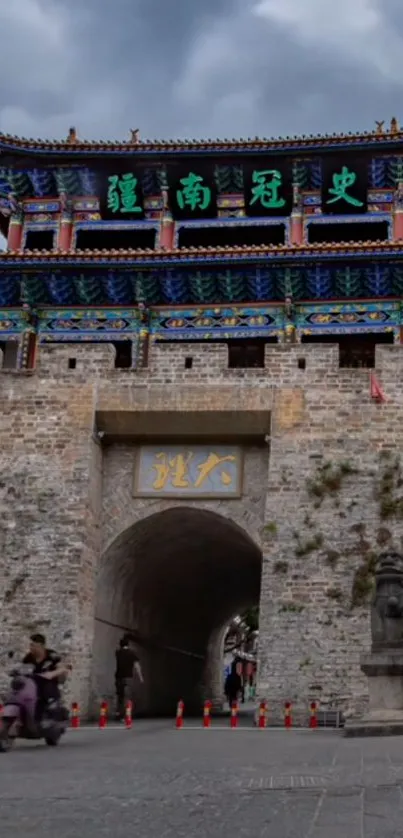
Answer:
[133,445,243,498]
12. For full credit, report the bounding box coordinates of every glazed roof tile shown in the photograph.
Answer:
[1,125,403,156]
[1,241,403,263]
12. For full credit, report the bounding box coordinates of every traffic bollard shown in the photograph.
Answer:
[176,700,184,729]
[309,701,318,729]
[71,701,80,729]
[258,701,267,729]
[203,700,212,728]
[125,700,133,729]
[99,700,108,729]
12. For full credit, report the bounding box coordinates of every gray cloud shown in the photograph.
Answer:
[0,0,402,141]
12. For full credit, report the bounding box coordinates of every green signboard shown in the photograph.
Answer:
[100,171,145,219]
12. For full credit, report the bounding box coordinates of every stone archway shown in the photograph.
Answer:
[92,506,262,715]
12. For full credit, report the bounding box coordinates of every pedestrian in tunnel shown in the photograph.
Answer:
[224,659,242,710]
[115,634,144,721]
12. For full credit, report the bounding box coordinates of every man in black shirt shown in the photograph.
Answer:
[115,635,143,720]
[23,633,69,722]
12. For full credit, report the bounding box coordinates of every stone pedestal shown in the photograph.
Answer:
[345,651,403,737]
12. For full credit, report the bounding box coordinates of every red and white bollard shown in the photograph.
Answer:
[309,701,318,729]
[284,701,292,728]
[258,701,267,729]
[71,701,80,729]
[230,701,239,729]
[99,700,108,729]
[125,700,133,730]
[203,700,212,729]
[176,700,184,729]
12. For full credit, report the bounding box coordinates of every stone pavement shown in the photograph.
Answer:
[2,721,403,836]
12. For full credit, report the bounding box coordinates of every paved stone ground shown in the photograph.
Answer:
[2,722,403,836]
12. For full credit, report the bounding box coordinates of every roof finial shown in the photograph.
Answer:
[390,117,400,134]
[67,126,78,144]
[130,128,140,143]
[375,120,385,134]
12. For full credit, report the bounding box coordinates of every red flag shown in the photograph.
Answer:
[370,372,387,402]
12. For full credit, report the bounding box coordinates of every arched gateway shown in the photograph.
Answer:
[91,443,267,715]
[93,507,262,715]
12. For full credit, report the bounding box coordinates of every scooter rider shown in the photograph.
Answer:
[22,633,70,724]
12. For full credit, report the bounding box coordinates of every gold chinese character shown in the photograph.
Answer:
[151,452,193,490]
[194,453,236,489]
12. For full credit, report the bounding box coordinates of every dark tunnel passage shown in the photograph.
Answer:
[92,507,262,716]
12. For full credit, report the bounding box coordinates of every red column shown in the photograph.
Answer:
[159,190,175,250]
[7,217,23,251]
[290,211,303,245]
[159,215,175,250]
[20,330,37,370]
[393,209,403,241]
[58,218,73,251]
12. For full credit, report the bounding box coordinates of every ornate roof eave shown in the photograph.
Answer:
[1,129,403,160]
[2,241,403,269]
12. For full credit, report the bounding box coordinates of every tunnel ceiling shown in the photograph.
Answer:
[98,507,262,650]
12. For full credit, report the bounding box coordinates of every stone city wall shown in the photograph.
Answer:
[0,340,402,719]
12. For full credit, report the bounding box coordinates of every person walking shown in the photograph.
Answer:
[224,660,242,710]
[115,635,144,721]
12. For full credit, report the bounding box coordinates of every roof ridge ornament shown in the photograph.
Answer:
[0,120,401,150]
[67,127,78,144]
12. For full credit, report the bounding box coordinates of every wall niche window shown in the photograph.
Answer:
[25,230,55,250]
[75,228,156,251]
[0,341,19,369]
[177,224,285,248]
[154,336,277,368]
[301,332,393,368]
[307,221,389,245]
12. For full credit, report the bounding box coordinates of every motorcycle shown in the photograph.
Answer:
[0,653,69,752]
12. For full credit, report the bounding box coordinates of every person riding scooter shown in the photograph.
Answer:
[22,633,70,725]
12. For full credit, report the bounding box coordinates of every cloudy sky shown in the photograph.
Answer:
[0,0,402,143]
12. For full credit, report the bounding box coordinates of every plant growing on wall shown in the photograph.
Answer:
[325,549,340,569]
[263,522,277,536]
[375,453,403,519]
[351,553,377,607]
[326,586,343,602]
[307,460,358,505]
[280,602,304,614]
[294,533,324,557]
[273,561,288,575]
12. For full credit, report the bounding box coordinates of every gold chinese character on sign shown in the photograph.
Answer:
[151,451,236,491]
[193,453,235,488]
[151,453,192,490]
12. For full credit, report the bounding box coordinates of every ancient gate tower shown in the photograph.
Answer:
[1,121,403,720]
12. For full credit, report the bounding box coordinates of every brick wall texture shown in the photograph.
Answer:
[1,339,402,721]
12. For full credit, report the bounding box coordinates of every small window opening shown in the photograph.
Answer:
[185,356,193,369]
[228,339,266,369]
[307,221,389,245]
[0,341,19,369]
[178,224,285,249]
[68,358,76,370]
[298,358,306,370]
[301,332,394,368]
[114,341,132,369]
[24,230,55,251]
[75,228,156,251]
